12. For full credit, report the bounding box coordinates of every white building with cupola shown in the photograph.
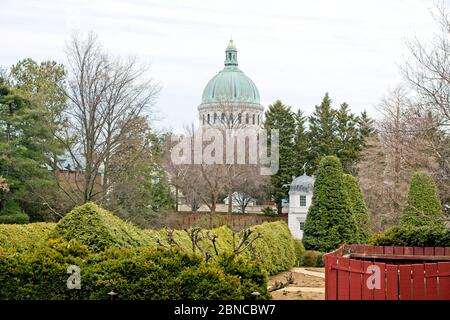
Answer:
[288,174,315,239]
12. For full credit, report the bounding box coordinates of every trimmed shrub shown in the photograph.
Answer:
[0,238,268,300]
[0,222,55,251]
[248,221,297,274]
[342,174,371,243]
[369,224,450,247]
[303,156,358,252]
[293,239,305,266]
[301,250,324,267]
[400,172,444,228]
[50,202,154,251]
[261,207,277,216]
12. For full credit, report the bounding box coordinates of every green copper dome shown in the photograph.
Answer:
[201,40,260,105]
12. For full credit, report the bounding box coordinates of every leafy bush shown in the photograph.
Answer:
[261,207,277,216]
[400,172,445,228]
[293,239,305,266]
[50,202,154,251]
[301,250,324,267]
[369,224,450,247]
[303,156,358,252]
[0,238,268,300]
[0,222,55,251]
[248,221,297,274]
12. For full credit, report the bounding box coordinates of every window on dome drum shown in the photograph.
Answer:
[207,114,210,124]
[299,195,306,206]
[257,115,260,125]
[246,114,249,124]
[252,114,255,124]
[214,113,217,124]
[299,222,305,231]
[221,113,225,123]
[238,113,242,124]
[230,113,233,123]
[202,115,205,125]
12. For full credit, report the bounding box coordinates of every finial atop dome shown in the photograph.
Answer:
[225,38,238,67]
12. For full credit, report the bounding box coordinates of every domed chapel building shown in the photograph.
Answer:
[199,39,264,128]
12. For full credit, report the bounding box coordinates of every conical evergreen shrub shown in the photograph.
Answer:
[400,172,444,228]
[342,173,371,243]
[303,156,358,252]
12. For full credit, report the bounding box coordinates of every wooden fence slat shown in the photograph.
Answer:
[435,247,445,256]
[424,247,434,256]
[437,262,450,300]
[362,261,373,300]
[374,262,386,300]
[414,247,424,256]
[386,264,399,300]
[394,246,404,255]
[445,247,450,256]
[384,246,394,255]
[349,259,362,300]
[337,257,350,300]
[325,255,338,300]
[374,246,384,254]
[424,263,438,300]
[399,265,412,300]
[404,247,414,256]
[412,264,425,300]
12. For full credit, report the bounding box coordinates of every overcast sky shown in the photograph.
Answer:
[0,0,442,132]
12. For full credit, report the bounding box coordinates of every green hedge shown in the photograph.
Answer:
[301,250,324,267]
[0,222,55,251]
[0,238,269,300]
[48,203,296,275]
[369,224,450,247]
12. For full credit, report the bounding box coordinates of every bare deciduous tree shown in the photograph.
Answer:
[59,32,160,204]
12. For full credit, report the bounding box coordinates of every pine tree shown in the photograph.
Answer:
[263,100,296,214]
[358,110,376,140]
[335,103,362,173]
[400,172,444,228]
[0,80,56,222]
[293,109,308,176]
[303,156,358,251]
[342,173,371,243]
[307,93,337,173]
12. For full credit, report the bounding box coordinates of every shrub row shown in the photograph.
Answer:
[0,238,269,300]
[369,224,450,247]
[0,222,55,251]
[1,203,299,276]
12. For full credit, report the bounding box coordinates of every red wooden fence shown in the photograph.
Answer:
[324,244,450,300]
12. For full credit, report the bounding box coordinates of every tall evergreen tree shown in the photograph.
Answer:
[264,100,296,213]
[400,172,445,228]
[303,156,358,251]
[307,93,337,173]
[342,173,371,243]
[358,110,376,140]
[335,103,362,173]
[0,80,57,222]
[293,109,309,176]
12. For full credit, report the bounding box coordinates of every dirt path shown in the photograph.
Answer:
[268,267,325,300]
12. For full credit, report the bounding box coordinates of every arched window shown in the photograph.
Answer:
[202,114,205,125]
[207,114,210,124]
[221,112,225,123]
[238,113,242,124]
[214,113,217,124]
[257,115,260,125]
[246,114,249,124]
[230,113,233,123]
[252,114,255,125]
